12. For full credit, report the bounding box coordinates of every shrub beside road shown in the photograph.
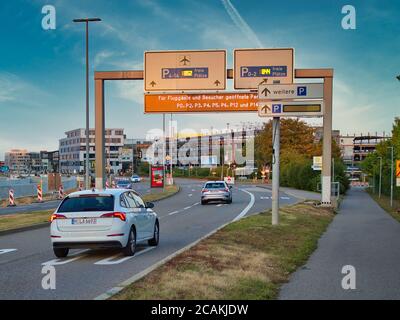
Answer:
[113,202,334,300]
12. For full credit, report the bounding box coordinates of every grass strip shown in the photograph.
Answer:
[113,202,334,300]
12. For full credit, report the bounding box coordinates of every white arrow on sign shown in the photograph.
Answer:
[258,83,324,100]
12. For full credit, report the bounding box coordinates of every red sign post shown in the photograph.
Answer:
[151,166,164,188]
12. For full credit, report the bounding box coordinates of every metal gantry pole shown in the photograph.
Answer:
[85,21,90,189]
[163,114,166,191]
[170,114,173,183]
[272,117,280,225]
[321,76,333,205]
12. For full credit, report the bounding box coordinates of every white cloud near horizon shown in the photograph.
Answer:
[221,0,263,48]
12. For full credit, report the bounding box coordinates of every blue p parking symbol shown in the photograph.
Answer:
[272,104,282,113]
[297,86,307,96]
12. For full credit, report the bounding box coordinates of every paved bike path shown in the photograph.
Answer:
[279,188,400,300]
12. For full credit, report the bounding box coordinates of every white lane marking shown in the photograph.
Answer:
[42,249,89,266]
[166,202,200,217]
[261,196,270,200]
[233,189,255,222]
[0,249,17,255]
[191,189,195,192]
[188,194,193,197]
[280,196,290,200]
[216,204,223,207]
[94,247,156,265]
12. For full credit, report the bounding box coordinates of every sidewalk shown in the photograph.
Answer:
[279,187,400,299]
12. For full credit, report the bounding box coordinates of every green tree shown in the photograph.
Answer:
[362,117,400,199]
[255,118,349,192]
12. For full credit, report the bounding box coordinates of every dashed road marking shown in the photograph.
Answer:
[94,247,155,265]
[280,196,290,200]
[260,196,270,200]
[0,249,17,255]
[188,194,193,197]
[168,210,179,216]
[42,249,90,266]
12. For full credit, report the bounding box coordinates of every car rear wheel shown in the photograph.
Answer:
[148,221,159,246]
[53,247,69,258]
[201,200,207,205]
[227,198,232,204]
[123,228,137,256]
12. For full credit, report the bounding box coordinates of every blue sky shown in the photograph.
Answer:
[0,0,399,159]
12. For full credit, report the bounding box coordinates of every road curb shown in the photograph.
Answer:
[0,222,50,236]
[94,188,255,300]
[151,185,181,203]
[94,219,233,300]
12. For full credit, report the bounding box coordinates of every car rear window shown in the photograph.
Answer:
[58,195,114,213]
[205,183,226,189]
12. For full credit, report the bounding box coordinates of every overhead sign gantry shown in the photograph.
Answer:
[94,48,334,226]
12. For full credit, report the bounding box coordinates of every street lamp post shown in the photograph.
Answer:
[378,156,382,198]
[73,17,102,190]
[388,146,394,207]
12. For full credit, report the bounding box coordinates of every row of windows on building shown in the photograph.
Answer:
[65,129,124,139]
[60,138,123,147]
[59,146,122,154]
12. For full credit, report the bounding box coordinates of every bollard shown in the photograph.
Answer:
[8,189,16,207]
[58,185,64,199]
[37,184,43,202]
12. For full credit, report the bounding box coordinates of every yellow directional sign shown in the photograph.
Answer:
[396,160,400,177]
[234,48,294,89]
[144,50,226,91]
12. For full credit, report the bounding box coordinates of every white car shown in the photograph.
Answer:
[50,189,159,258]
[130,175,141,183]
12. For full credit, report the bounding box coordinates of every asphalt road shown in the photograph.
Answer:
[279,187,400,300]
[0,178,298,300]
[0,180,152,215]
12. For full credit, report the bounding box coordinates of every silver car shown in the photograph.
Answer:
[201,181,232,205]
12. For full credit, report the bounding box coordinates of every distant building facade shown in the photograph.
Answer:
[121,138,153,173]
[339,133,390,182]
[4,149,59,174]
[59,128,124,174]
[5,149,30,173]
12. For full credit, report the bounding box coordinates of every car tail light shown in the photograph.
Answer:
[50,214,66,222]
[202,189,208,193]
[101,212,126,221]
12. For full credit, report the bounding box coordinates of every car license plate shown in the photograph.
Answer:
[71,218,97,225]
